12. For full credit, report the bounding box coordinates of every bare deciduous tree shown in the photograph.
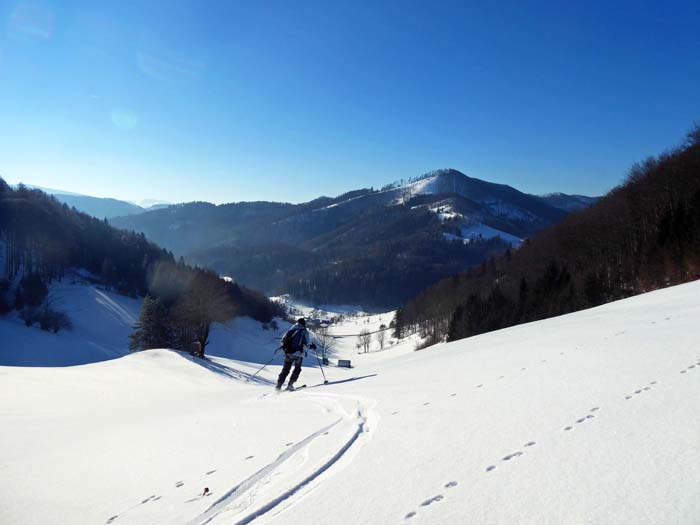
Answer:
[376,325,387,350]
[357,328,372,353]
[315,326,337,362]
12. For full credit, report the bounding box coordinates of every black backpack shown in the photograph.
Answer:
[281,327,305,354]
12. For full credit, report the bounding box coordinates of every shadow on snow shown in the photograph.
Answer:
[306,374,378,389]
[177,352,275,386]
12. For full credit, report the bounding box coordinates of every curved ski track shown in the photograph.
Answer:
[188,391,378,525]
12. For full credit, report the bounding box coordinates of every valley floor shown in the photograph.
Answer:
[2,281,700,524]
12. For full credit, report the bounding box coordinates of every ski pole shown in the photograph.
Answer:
[312,347,329,384]
[248,348,280,382]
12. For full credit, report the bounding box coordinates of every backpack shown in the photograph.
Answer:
[281,327,305,354]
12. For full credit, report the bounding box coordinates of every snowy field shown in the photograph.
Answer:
[2,280,700,524]
[0,281,141,367]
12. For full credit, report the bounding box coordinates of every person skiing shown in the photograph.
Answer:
[276,317,316,391]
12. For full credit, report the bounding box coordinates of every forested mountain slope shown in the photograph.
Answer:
[0,181,281,364]
[112,170,590,307]
[395,128,700,343]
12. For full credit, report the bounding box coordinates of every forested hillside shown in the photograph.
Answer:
[113,170,585,308]
[395,128,700,344]
[0,181,281,350]
[0,181,169,295]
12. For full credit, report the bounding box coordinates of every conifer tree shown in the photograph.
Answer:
[129,296,171,351]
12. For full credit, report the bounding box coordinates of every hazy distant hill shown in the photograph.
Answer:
[538,192,600,211]
[111,170,594,307]
[54,194,146,219]
[16,185,170,219]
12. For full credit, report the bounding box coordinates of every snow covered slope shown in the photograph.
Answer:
[2,280,700,524]
[0,281,141,367]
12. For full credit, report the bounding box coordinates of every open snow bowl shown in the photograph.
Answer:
[3,281,700,525]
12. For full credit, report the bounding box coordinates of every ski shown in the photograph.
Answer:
[277,384,306,393]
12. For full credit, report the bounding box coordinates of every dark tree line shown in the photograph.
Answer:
[395,127,700,344]
[0,181,170,295]
[0,180,283,350]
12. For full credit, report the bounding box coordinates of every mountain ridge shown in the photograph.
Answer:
[111,170,595,307]
[13,184,171,219]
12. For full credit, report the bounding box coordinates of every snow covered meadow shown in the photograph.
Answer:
[2,280,700,524]
[0,281,141,367]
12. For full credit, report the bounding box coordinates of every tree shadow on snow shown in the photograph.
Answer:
[177,352,275,386]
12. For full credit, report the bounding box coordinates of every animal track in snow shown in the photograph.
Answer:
[205,470,217,475]
[445,481,458,488]
[285,442,294,447]
[524,441,536,447]
[476,384,483,388]
[502,451,524,461]
[564,426,573,431]
[420,495,444,506]
[423,402,431,406]
[450,393,457,397]
[590,407,600,412]
[106,494,159,522]
[245,455,254,460]
[486,465,496,472]
[405,511,416,519]
[175,481,184,488]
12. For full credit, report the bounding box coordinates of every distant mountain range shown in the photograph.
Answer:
[18,185,171,219]
[538,192,599,212]
[110,169,599,307]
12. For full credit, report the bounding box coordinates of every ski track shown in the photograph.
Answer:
[188,391,376,525]
[112,321,697,524]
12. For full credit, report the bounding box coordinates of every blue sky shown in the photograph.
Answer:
[0,1,698,204]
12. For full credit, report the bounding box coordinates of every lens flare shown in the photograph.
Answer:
[8,2,54,41]
[110,108,139,130]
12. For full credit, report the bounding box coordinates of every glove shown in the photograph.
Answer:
[309,343,317,350]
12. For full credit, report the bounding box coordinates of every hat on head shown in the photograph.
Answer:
[297,317,306,327]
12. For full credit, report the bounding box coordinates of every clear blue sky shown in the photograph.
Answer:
[1,1,698,204]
